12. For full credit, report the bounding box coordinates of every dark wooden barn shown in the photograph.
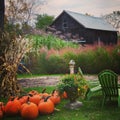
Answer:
[50,10,118,45]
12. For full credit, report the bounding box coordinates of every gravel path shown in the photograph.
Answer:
[18,75,98,88]
[18,75,120,88]
[18,76,61,88]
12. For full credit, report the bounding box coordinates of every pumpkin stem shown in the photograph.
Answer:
[51,89,56,96]
[44,96,51,102]
[26,96,31,104]
[28,93,33,97]
[41,88,46,93]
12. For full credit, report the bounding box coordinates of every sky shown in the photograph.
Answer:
[40,0,120,17]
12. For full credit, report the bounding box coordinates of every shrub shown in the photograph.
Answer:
[77,50,96,73]
[47,55,68,74]
[93,47,112,72]
[29,52,49,74]
[28,52,68,74]
[111,45,120,73]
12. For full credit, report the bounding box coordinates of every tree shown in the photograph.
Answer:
[102,11,120,31]
[0,0,5,30]
[35,14,54,30]
[5,0,46,34]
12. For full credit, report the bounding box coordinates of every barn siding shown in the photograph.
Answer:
[53,12,82,34]
[52,12,86,38]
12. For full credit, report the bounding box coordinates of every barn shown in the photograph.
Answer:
[50,10,118,45]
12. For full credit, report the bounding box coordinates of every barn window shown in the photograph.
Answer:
[62,19,68,30]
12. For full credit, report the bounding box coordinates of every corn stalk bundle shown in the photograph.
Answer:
[0,32,31,97]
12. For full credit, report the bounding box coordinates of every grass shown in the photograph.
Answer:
[17,73,63,78]
[1,85,120,120]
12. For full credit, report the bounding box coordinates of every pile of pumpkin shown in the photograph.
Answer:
[0,89,67,120]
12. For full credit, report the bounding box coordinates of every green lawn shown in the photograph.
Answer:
[17,73,63,78]
[1,86,120,120]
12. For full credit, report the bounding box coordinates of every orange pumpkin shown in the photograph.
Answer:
[5,97,21,116]
[49,95,61,105]
[21,97,39,120]
[0,109,3,119]
[51,89,58,95]
[28,90,39,96]
[40,88,50,98]
[42,93,49,98]
[38,96,54,114]
[49,90,61,105]
[0,102,5,113]
[18,96,28,105]
[61,91,68,99]
[0,110,3,120]
[29,94,42,105]
[0,102,4,119]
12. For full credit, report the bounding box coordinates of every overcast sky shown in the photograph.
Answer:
[40,0,120,17]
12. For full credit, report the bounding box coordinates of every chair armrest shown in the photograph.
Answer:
[90,85,102,92]
[88,79,100,86]
[85,84,102,100]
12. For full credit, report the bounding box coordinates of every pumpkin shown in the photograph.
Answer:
[61,91,68,99]
[52,90,59,96]
[49,90,61,105]
[42,93,49,98]
[0,109,3,119]
[17,96,28,105]
[40,88,50,98]
[0,102,5,113]
[50,95,61,105]
[0,102,4,119]
[28,90,39,96]
[5,97,21,116]
[29,94,42,105]
[21,97,39,120]
[38,96,54,114]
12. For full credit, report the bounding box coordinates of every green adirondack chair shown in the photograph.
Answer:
[98,69,120,107]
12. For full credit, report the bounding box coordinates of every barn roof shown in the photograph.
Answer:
[62,10,117,32]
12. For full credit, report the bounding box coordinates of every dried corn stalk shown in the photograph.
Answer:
[0,32,31,97]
